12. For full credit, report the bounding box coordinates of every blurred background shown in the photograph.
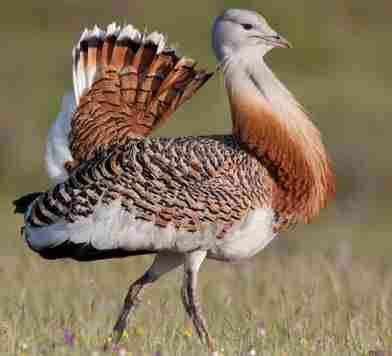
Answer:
[0,0,391,354]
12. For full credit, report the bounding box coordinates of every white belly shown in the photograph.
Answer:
[25,201,276,261]
[208,208,276,261]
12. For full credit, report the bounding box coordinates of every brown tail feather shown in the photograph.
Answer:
[69,23,213,164]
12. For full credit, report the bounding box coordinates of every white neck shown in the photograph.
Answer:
[222,49,296,117]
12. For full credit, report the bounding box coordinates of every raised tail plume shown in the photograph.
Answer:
[69,23,214,163]
[45,23,213,184]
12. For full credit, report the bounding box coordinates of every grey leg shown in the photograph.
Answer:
[112,272,152,343]
[181,251,217,353]
[111,252,184,344]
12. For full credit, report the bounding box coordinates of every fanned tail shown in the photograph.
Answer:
[69,23,214,163]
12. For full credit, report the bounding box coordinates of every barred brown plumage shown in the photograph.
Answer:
[15,9,335,354]
[27,135,272,231]
[68,24,213,167]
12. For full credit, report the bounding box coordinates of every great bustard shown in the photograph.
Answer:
[14,8,335,354]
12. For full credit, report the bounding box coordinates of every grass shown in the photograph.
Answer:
[1,239,392,356]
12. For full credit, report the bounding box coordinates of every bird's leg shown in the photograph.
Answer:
[112,272,152,343]
[110,252,185,345]
[181,251,217,353]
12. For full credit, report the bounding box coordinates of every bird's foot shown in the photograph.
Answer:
[102,330,125,352]
[210,351,223,356]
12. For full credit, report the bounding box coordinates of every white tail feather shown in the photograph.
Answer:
[45,93,76,184]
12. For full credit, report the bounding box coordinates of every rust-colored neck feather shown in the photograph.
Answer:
[224,57,335,226]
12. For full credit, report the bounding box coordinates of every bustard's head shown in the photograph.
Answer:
[212,8,291,62]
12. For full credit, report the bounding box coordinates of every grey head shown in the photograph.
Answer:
[212,9,291,62]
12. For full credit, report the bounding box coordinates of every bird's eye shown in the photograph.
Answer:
[241,23,253,30]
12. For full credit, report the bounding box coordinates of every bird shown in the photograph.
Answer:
[14,8,335,354]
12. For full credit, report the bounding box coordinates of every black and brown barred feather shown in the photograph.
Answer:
[69,24,214,168]
[13,192,42,214]
[27,136,274,235]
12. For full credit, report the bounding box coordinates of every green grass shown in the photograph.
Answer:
[1,242,392,356]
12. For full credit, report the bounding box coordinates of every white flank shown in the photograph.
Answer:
[24,201,275,261]
[209,208,276,261]
[45,93,76,185]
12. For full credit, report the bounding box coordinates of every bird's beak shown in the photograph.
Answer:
[251,34,293,49]
[273,34,292,49]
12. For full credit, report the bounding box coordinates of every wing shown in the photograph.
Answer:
[45,23,214,184]
[24,136,270,260]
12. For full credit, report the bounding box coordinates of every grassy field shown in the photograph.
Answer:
[1,0,391,355]
[1,239,392,356]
